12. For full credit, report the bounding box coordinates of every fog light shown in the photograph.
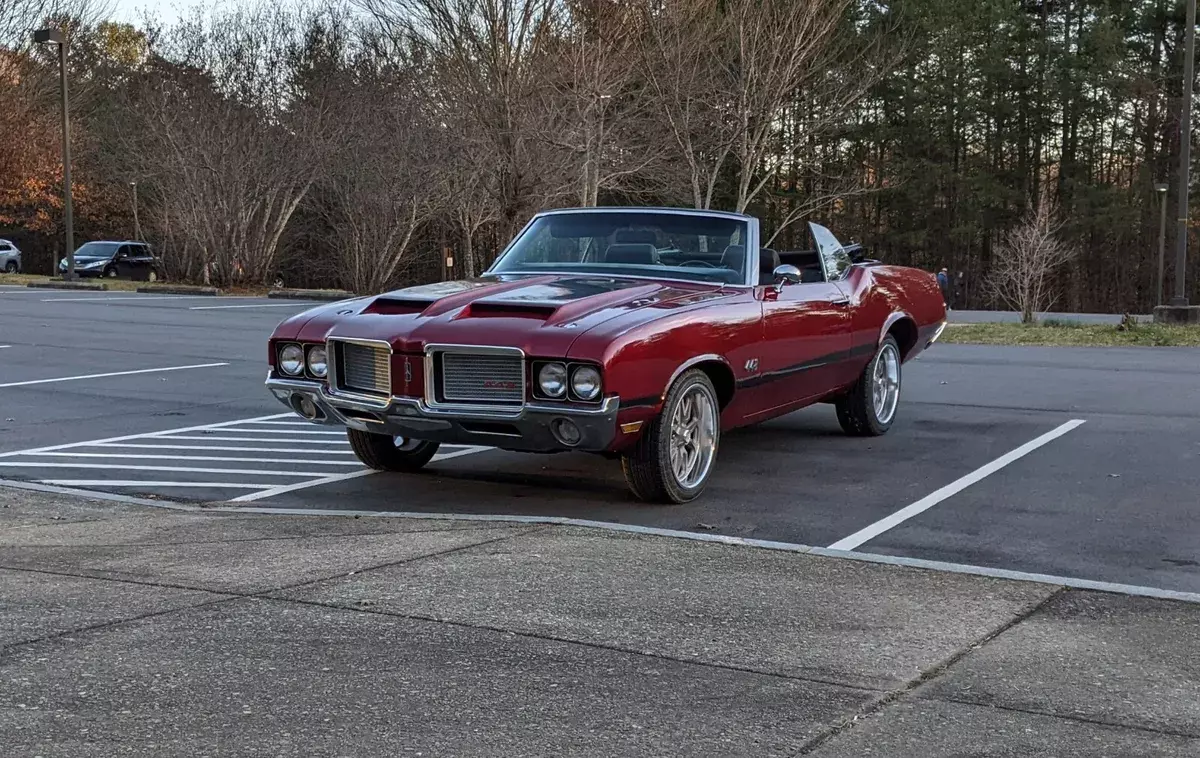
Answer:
[290,393,321,421]
[551,418,582,447]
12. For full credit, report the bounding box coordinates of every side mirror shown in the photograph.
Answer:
[773,264,801,291]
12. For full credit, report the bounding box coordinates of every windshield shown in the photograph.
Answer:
[491,211,750,285]
[74,242,120,259]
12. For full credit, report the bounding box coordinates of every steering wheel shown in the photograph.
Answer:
[679,260,717,268]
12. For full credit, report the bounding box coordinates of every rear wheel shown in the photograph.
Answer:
[346,429,440,472]
[621,369,720,504]
[836,336,901,437]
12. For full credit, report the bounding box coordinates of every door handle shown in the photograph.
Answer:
[830,298,850,307]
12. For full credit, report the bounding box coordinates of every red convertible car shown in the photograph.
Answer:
[266,208,946,503]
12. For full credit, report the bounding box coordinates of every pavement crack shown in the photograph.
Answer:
[922,695,1200,741]
[789,586,1069,756]
[255,593,887,695]
[0,592,240,661]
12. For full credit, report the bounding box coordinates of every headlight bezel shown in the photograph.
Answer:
[536,361,568,399]
[569,364,602,402]
[306,344,328,378]
[278,343,305,376]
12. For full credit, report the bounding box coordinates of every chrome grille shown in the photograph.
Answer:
[335,341,390,396]
[439,351,524,405]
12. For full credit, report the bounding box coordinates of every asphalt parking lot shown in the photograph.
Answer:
[2,284,1198,594]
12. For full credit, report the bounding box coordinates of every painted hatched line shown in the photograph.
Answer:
[29,452,362,466]
[150,435,350,444]
[41,480,276,490]
[93,443,360,454]
[2,412,491,503]
[0,462,334,477]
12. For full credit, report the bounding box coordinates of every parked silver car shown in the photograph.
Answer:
[0,239,20,273]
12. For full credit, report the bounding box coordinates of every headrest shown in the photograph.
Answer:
[604,243,659,265]
[757,248,781,285]
[614,229,658,245]
[720,245,745,271]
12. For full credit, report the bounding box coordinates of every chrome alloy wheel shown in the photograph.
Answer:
[669,383,718,489]
[872,342,901,425]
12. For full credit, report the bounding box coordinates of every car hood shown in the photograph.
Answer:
[280,274,732,359]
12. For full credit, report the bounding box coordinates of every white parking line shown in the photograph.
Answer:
[190,303,312,310]
[230,445,489,503]
[0,462,332,476]
[0,362,229,389]
[0,412,292,458]
[94,443,359,454]
[827,419,1087,551]
[212,427,346,435]
[41,480,275,490]
[0,345,9,349]
[34,452,362,465]
[154,435,348,444]
[38,295,199,302]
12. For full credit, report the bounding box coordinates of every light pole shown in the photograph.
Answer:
[1157,183,1169,306]
[34,27,75,280]
[1171,0,1196,307]
[130,181,142,240]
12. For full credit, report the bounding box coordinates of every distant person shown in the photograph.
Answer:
[937,267,950,309]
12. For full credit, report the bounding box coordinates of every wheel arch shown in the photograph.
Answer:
[665,354,737,410]
[879,311,919,360]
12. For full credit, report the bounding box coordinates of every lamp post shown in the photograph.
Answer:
[1171,0,1197,306]
[1157,183,1169,306]
[34,27,75,280]
[130,181,142,241]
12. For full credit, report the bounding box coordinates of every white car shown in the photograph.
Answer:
[0,239,20,273]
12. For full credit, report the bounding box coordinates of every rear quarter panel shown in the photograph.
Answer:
[843,264,946,369]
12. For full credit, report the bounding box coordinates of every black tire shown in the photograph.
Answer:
[621,368,721,504]
[346,428,440,472]
[3,261,16,274]
[836,335,901,437]
[104,266,118,278]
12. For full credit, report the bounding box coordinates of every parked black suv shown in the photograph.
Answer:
[59,241,163,281]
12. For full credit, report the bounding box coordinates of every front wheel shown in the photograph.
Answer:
[3,261,16,274]
[104,266,118,278]
[836,336,901,437]
[621,369,720,504]
[346,429,440,472]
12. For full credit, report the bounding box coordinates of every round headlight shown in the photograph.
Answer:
[279,344,304,376]
[571,365,602,401]
[306,345,328,378]
[538,362,567,398]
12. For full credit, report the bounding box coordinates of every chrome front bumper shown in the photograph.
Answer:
[266,376,619,453]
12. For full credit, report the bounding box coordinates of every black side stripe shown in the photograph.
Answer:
[736,343,876,390]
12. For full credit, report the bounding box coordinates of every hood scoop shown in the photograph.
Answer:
[363,297,435,316]
[460,302,559,320]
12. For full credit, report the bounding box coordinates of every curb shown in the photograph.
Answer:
[26,280,107,291]
[4,475,1198,607]
[136,284,220,296]
[268,289,353,302]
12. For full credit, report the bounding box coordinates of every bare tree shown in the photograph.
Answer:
[637,0,730,210]
[316,53,444,293]
[538,0,662,207]
[987,190,1079,324]
[123,6,336,285]
[363,0,561,241]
